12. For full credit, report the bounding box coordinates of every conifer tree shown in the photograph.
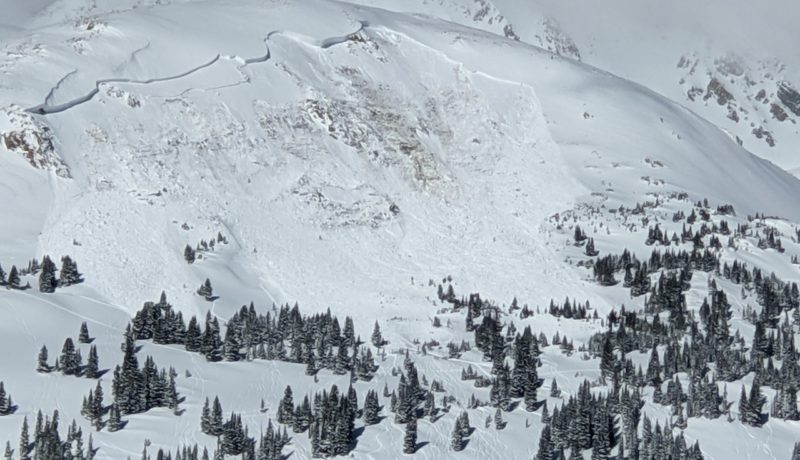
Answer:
[371,321,384,347]
[645,347,661,386]
[423,391,436,419]
[550,378,561,398]
[277,386,294,425]
[363,390,380,425]
[222,326,240,362]
[292,396,312,434]
[574,225,586,244]
[91,381,104,431]
[221,412,249,456]
[209,397,224,436]
[343,317,356,348]
[184,245,196,264]
[85,345,99,379]
[201,314,223,362]
[524,370,538,412]
[59,256,83,286]
[450,422,464,451]
[60,338,81,376]
[79,322,91,344]
[740,383,765,426]
[541,401,550,424]
[585,238,598,256]
[201,398,212,435]
[37,345,50,373]
[494,408,504,430]
[19,416,30,460]
[108,404,122,432]
[403,418,417,454]
[6,266,20,289]
[197,279,214,301]
[591,405,611,459]
[185,316,202,352]
[305,351,317,376]
[535,424,554,460]
[86,434,95,460]
[599,335,616,381]
[38,255,57,293]
[167,372,179,413]
[458,411,470,438]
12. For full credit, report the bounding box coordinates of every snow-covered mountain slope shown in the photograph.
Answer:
[349,0,800,174]
[1,0,798,312]
[0,1,799,459]
[506,0,800,174]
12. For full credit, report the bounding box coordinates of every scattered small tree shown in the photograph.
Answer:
[79,322,91,343]
[197,278,214,301]
[371,321,385,347]
[184,245,196,264]
[6,266,20,290]
[37,346,50,373]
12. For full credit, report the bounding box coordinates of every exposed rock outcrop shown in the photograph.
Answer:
[0,106,70,177]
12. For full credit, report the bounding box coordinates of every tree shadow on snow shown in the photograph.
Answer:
[531,400,547,411]
[348,426,366,451]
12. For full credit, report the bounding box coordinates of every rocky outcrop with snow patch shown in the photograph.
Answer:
[0,106,70,177]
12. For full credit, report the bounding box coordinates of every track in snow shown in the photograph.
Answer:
[25,21,368,116]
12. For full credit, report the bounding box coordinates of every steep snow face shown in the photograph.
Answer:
[356,11,800,217]
[0,0,588,317]
[1,0,799,315]
[354,0,800,173]
[505,0,800,173]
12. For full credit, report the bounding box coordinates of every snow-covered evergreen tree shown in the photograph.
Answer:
[78,322,91,344]
[403,417,417,454]
[38,255,57,293]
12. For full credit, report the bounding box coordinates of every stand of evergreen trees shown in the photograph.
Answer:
[183,232,228,265]
[532,376,705,459]
[37,337,101,379]
[0,254,82,292]
[111,329,180,418]
[306,384,358,458]
[130,294,378,380]
[4,410,96,460]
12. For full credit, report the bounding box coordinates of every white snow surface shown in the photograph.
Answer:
[347,0,800,173]
[0,0,798,458]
